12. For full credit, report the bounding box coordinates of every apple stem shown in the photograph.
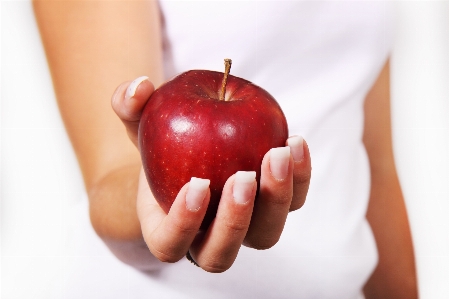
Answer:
[219,59,232,101]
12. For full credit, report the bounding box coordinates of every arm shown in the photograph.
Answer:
[362,60,418,298]
[33,0,164,268]
[34,0,312,272]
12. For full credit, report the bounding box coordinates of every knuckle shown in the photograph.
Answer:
[169,217,198,236]
[268,190,292,207]
[150,246,183,264]
[111,87,127,113]
[289,199,305,211]
[201,259,231,273]
[222,218,249,235]
[111,92,121,110]
[120,107,135,122]
[146,229,192,264]
[291,183,309,211]
[244,235,279,250]
[294,169,311,185]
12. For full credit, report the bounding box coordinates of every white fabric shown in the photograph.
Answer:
[137,1,392,298]
[0,1,391,298]
[6,2,449,299]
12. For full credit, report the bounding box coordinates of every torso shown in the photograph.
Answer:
[152,1,393,297]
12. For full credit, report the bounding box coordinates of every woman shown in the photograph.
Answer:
[34,0,417,298]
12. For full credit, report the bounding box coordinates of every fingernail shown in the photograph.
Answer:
[233,171,256,205]
[286,135,304,162]
[270,147,290,180]
[186,177,210,212]
[125,76,149,101]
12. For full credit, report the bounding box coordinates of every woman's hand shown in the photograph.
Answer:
[112,76,312,273]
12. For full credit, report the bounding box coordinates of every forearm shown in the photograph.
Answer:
[363,167,417,298]
[362,60,418,298]
[33,0,164,188]
[33,0,164,267]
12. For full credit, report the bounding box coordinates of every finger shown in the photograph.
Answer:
[286,135,311,211]
[243,146,293,250]
[111,76,154,146]
[138,175,210,263]
[189,171,256,273]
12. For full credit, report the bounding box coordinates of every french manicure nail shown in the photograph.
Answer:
[186,177,210,211]
[286,135,304,162]
[270,147,290,180]
[125,76,149,101]
[233,171,256,204]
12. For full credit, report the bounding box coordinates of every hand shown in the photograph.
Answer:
[112,76,312,273]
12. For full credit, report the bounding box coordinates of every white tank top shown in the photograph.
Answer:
[143,1,392,298]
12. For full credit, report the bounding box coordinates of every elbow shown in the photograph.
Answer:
[87,187,142,242]
[86,165,143,241]
[88,191,162,271]
[86,165,160,270]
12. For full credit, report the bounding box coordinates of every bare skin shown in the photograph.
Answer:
[33,0,311,272]
[363,62,418,298]
[34,0,417,296]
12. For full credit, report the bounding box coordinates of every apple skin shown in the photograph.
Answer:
[138,70,288,229]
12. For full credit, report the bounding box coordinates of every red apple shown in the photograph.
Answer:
[138,59,288,229]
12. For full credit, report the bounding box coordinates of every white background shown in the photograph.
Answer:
[1,1,449,298]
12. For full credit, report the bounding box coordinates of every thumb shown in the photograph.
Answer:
[111,76,154,147]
